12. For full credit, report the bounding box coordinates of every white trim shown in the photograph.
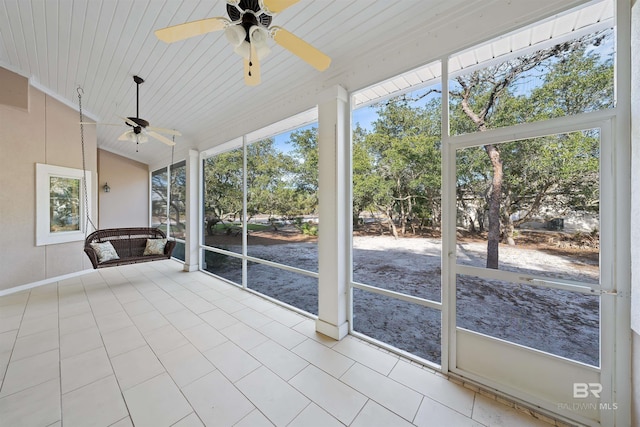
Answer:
[36,163,92,246]
[0,269,94,297]
[29,79,100,122]
[242,136,248,290]
[441,56,453,374]
[200,137,243,159]
[448,108,615,149]
[453,329,602,427]
[245,108,318,145]
[610,1,632,425]
[316,318,348,340]
[352,281,442,311]
[448,18,614,80]
[349,330,442,371]
[184,149,200,271]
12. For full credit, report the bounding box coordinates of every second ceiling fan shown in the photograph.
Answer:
[118,75,180,148]
[154,0,331,85]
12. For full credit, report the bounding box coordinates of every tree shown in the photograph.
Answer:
[169,163,186,238]
[203,148,243,234]
[450,30,611,268]
[286,127,319,217]
[354,96,441,236]
[352,124,379,227]
[247,138,310,229]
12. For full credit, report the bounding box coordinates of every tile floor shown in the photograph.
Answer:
[0,260,557,427]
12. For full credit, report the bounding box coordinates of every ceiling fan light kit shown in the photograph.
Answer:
[122,130,149,144]
[225,25,246,47]
[154,0,330,85]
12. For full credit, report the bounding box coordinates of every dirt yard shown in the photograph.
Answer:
[204,227,600,366]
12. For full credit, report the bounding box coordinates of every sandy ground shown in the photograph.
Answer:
[204,231,599,366]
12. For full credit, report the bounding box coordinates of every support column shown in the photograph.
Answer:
[316,85,350,340]
[629,0,639,424]
[183,149,200,272]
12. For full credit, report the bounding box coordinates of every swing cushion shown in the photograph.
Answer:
[143,238,167,256]
[90,241,120,263]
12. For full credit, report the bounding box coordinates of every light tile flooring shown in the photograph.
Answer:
[0,260,556,427]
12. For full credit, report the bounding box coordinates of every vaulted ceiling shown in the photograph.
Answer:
[0,0,590,167]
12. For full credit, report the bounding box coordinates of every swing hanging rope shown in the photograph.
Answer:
[77,86,97,237]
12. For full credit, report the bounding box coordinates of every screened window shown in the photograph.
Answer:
[151,168,168,232]
[200,119,319,315]
[202,147,244,255]
[351,75,443,365]
[448,28,614,136]
[246,125,319,272]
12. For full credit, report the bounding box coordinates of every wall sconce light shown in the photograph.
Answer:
[103,182,110,193]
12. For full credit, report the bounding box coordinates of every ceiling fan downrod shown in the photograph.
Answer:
[133,75,144,119]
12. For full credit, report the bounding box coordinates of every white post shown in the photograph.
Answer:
[183,149,200,272]
[316,85,350,340]
[630,0,640,424]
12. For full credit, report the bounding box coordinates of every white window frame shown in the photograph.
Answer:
[36,163,91,246]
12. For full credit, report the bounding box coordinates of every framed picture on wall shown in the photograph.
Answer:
[36,163,91,246]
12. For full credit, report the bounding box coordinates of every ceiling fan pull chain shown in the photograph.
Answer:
[248,47,253,76]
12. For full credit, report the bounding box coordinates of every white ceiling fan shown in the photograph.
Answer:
[154,0,331,86]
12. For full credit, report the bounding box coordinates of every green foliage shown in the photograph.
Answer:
[453,31,611,240]
[203,128,319,232]
[203,148,243,223]
[200,30,612,244]
[295,218,318,236]
[352,95,442,233]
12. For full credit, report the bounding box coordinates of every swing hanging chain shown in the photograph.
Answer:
[167,137,175,241]
[78,86,97,237]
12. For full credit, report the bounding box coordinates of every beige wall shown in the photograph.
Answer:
[0,67,28,110]
[0,67,97,291]
[98,149,149,229]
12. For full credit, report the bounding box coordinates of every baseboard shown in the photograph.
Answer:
[316,318,349,340]
[0,269,94,297]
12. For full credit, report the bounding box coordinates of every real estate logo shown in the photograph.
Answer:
[557,383,618,411]
[573,382,602,399]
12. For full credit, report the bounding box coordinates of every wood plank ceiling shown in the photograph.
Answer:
[0,0,596,167]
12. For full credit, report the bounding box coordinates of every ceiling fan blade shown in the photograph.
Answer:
[79,122,121,126]
[244,45,261,86]
[271,27,331,71]
[117,131,130,141]
[147,126,182,136]
[118,116,139,128]
[147,131,176,146]
[155,17,228,43]
[261,0,300,14]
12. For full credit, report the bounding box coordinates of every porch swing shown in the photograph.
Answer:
[77,87,176,269]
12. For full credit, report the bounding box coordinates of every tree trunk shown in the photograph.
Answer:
[485,144,503,269]
[477,207,485,232]
[502,215,516,246]
[400,201,407,236]
[385,208,399,239]
[459,89,504,268]
[353,211,361,229]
